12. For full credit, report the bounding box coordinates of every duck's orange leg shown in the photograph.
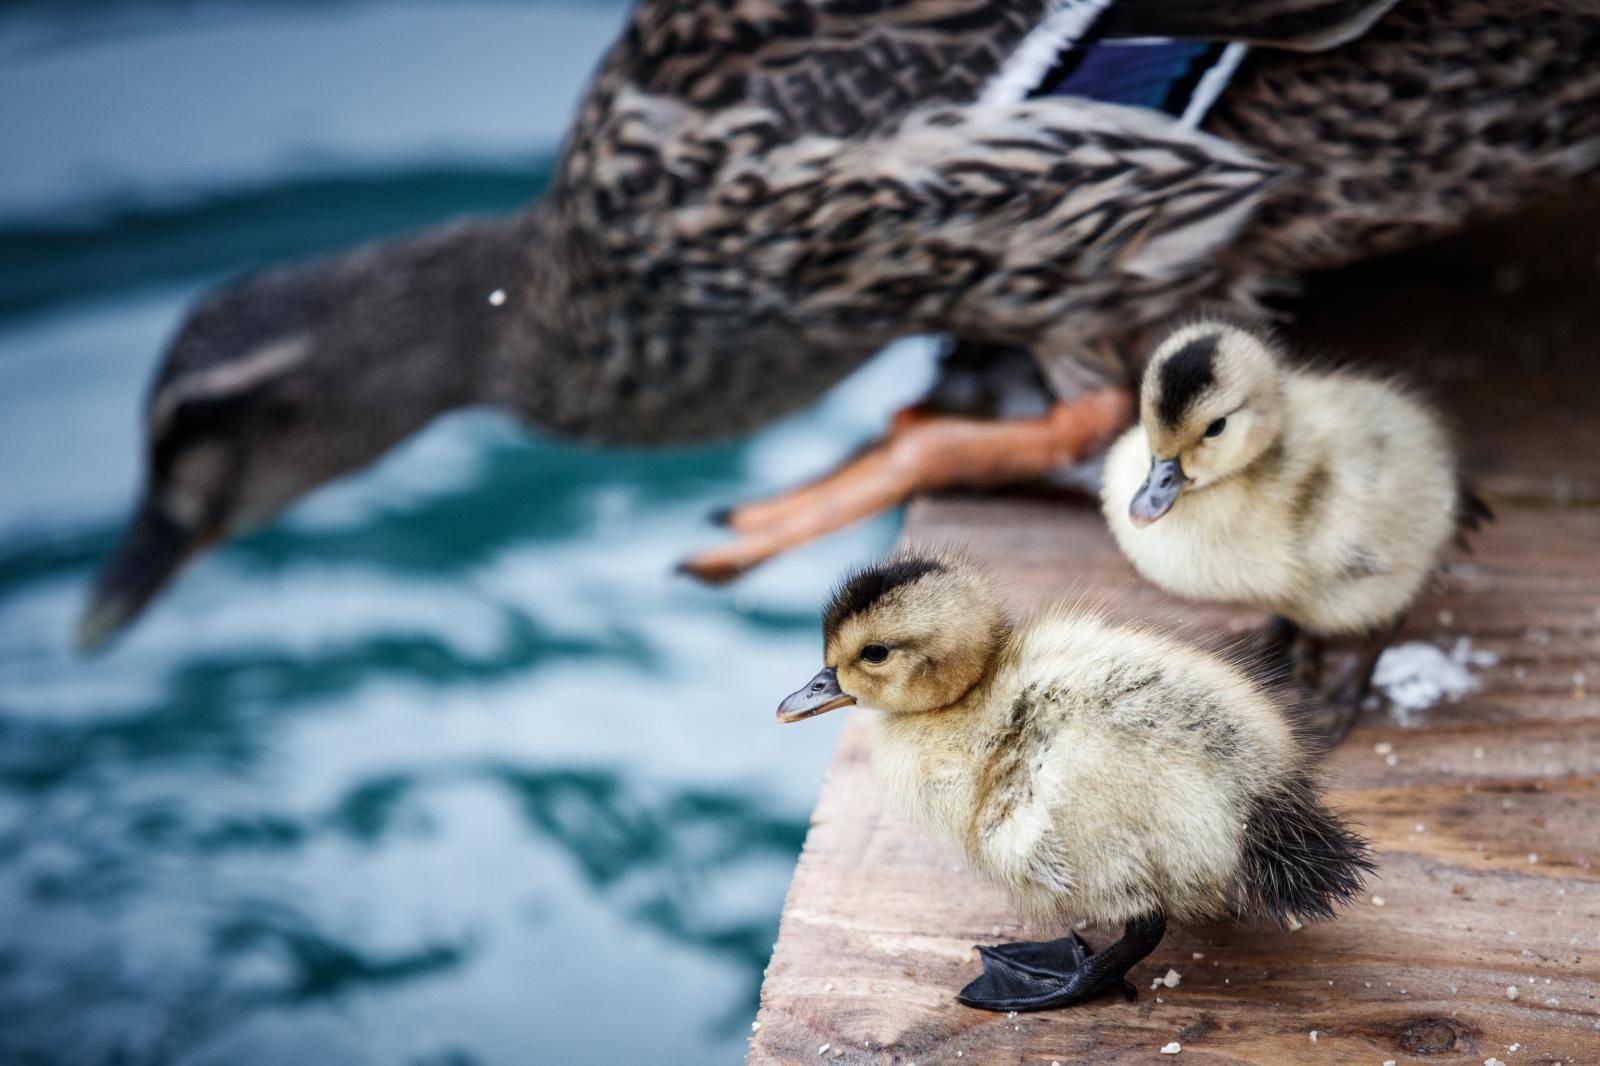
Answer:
[678,388,1132,583]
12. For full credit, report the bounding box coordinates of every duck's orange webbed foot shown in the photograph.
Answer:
[678,388,1133,584]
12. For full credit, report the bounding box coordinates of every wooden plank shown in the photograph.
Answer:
[752,194,1600,1065]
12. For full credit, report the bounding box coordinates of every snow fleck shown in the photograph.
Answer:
[1372,639,1495,724]
[1474,746,1485,759]
[1508,1043,1520,1052]
[1415,823,1427,833]
[1285,914,1305,932]
[817,1044,830,1056]
[1371,896,1387,907]
[1192,952,1205,960]
[1528,853,1539,864]
[1506,985,1519,1001]
[1160,1042,1182,1055]
[1374,741,1394,755]
[1385,1061,1397,1066]
[1161,969,1182,988]
[487,288,507,306]
[1486,1059,1507,1066]
[1309,1030,1318,1042]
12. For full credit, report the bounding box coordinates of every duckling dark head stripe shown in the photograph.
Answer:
[1156,333,1219,428]
[824,557,946,636]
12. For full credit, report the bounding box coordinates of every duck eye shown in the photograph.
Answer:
[1204,417,1227,438]
[860,643,889,664]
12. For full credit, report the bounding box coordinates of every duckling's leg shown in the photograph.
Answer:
[957,913,1165,1012]
[678,389,1132,583]
[1241,616,1299,678]
[1316,616,1405,745]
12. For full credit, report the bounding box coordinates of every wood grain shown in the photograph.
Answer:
[751,193,1600,1064]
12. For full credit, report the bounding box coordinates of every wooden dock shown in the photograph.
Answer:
[749,196,1600,1064]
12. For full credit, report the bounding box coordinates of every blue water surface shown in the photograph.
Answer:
[0,4,935,1062]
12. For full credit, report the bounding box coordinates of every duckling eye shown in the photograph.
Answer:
[860,643,890,664]
[1204,417,1227,439]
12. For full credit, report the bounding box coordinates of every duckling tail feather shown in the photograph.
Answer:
[1237,771,1375,926]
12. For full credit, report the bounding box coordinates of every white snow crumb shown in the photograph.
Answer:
[1006,1011,1017,1020]
[833,1050,844,1060]
[1374,741,1395,755]
[1415,823,1428,833]
[1309,1030,1318,1042]
[1162,969,1182,988]
[1192,952,1205,960]
[1385,1061,1397,1066]
[823,982,834,992]
[1285,914,1305,932]
[1372,639,1494,724]
[1506,985,1519,1000]
[751,1021,761,1032]
[1053,1061,1062,1066]
[992,926,1002,936]
[487,288,507,306]
[1156,996,1164,1003]
[1371,896,1387,907]
[956,1052,962,1058]
[1386,754,1399,766]
[1160,1042,1182,1055]
[1474,746,1485,758]
[1529,853,1539,863]
[817,1044,830,1056]
[1486,1059,1507,1066]
[1509,1043,1520,1052]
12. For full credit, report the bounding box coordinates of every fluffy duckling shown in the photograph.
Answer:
[1102,317,1490,739]
[776,554,1371,1011]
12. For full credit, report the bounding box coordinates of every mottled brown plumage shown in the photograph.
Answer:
[86,0,1600,645]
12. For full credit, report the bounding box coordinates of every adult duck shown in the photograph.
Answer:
[83,0,1600,648]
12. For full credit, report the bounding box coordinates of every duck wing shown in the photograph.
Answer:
[592,0,1404,142]
[1096,0,1402,51]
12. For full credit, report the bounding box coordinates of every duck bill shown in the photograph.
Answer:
[77,498,211,655]
[777,667,857,723]
[1129,457,1187,527]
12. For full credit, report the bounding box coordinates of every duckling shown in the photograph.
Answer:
[776,553,1372,1011]
[86,0,1600,645]
[1101,317,1491,740]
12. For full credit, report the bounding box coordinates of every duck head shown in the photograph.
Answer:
[78,217,538,653]
[1128,317,1287,526]
[778,553,1006,722]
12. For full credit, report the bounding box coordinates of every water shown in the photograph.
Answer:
[0,4,935,1062]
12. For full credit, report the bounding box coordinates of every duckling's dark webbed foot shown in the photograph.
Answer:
[957,914,1163,1012]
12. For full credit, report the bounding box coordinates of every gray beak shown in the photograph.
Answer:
[1129,456,1187,527]
[777,666,857,723]
[77,498,211,655]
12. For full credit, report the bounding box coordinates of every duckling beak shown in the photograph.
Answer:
[77,499,211,655]
[1129,456,1187,527]
[777,667,856,723]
